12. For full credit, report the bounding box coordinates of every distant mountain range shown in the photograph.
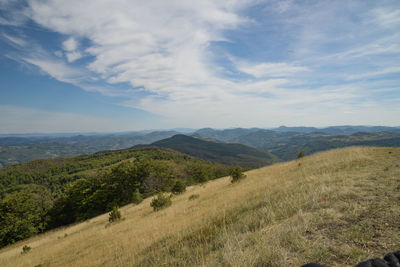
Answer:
[0,131,180,166]
[272,125,400,135]
[138,134,277,168]
[229,130,400,160]
[0,126,399,166]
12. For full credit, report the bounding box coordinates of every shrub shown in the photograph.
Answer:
[21,245,31,254]
[108,206,121,223]
[171,180,186,194]
[297,151,305,159]
[150,193,172,211]
[230,166,246,183]
[131,189,143,204]
[188,194,200,200]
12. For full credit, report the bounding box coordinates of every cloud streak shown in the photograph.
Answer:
[1,0,399,129]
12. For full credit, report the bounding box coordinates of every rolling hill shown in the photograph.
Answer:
[0,131,181,166]
[0,147,399,266]
[146,134,278,168]
[231,130,400,160]
[2,127,399,166]
[0,146,233,247]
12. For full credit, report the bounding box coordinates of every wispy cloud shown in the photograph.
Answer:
[23,57,86,84]
[236,61,309,78]
[370,8,400,28]
[2,33,27,46]
[346,67,400,80]
[1,0,399,129]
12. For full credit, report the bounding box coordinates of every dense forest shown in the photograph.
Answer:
[0,147,232,248]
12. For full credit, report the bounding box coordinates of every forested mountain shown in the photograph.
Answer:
[1,126,399,166]
[194,128,261,142]
[230,130,400,160]
[143,134,278,168]
[193,128,400,161]
[273,125,400,135]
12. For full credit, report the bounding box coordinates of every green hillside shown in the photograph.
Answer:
[149,134,278,167]
[1,147,399,266]
[0,147,231,247]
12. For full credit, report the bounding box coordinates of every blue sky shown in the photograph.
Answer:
[0,0,399,133]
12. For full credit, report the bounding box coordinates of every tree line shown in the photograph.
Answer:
[0,148,232,247]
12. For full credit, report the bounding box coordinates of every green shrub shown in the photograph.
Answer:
[21,245,31,254]
[171,180,186,194]
[297,151,305,159]
[230,166,246,183]
[131,189,143,204]
[108,206,121,223]
[188,194,200,200]
[150,193,172,211]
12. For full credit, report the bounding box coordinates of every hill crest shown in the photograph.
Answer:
[147,134,277,167]
[1,147,399,266]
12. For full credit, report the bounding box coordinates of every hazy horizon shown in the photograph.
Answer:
[1,124,399,136]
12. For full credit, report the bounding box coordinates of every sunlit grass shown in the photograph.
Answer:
[0,147,399,266]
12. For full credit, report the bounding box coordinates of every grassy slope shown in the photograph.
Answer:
[0,147,399,266]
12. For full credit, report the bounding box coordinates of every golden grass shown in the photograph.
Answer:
[0,147,399,266]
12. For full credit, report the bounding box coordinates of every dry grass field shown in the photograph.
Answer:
[0,147,399,266]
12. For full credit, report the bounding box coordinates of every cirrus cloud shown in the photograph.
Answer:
[0,0,399,130]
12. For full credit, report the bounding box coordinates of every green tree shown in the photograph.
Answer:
[0,191,43,247]
[109,206,121,223]
[131,189,143,204]
[171,180,186,194]
[230,166,246,183]
[150,193,172,211]
[297,151,305,159]
[186,162,212,183]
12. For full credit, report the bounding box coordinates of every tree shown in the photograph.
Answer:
[0,191,42,247]
[131,189,143,204]
[171,180,186,194]
[230,166,246,183]
[109,206,121,222]
[186,162,212,183]
[150,193,172,211]
[297,151,305,159]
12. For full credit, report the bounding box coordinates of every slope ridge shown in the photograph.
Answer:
[149,134,278,167]
[0,147,399,267]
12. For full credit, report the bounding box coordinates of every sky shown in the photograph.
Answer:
[0,0,399,133]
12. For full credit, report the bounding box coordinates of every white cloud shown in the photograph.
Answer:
[65,51,82,62]
[26,0,250,91]
[236,61,308,78]
[23,56,130,97]
[62,37,78,51]
[3,0,399,129]
[2,33,26,46]
[370,8,400,27]
[54,50,63,57]
[23,57,86,84]
[330,33,400,60]
[346,66,400,80]
[62,37,82,62]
